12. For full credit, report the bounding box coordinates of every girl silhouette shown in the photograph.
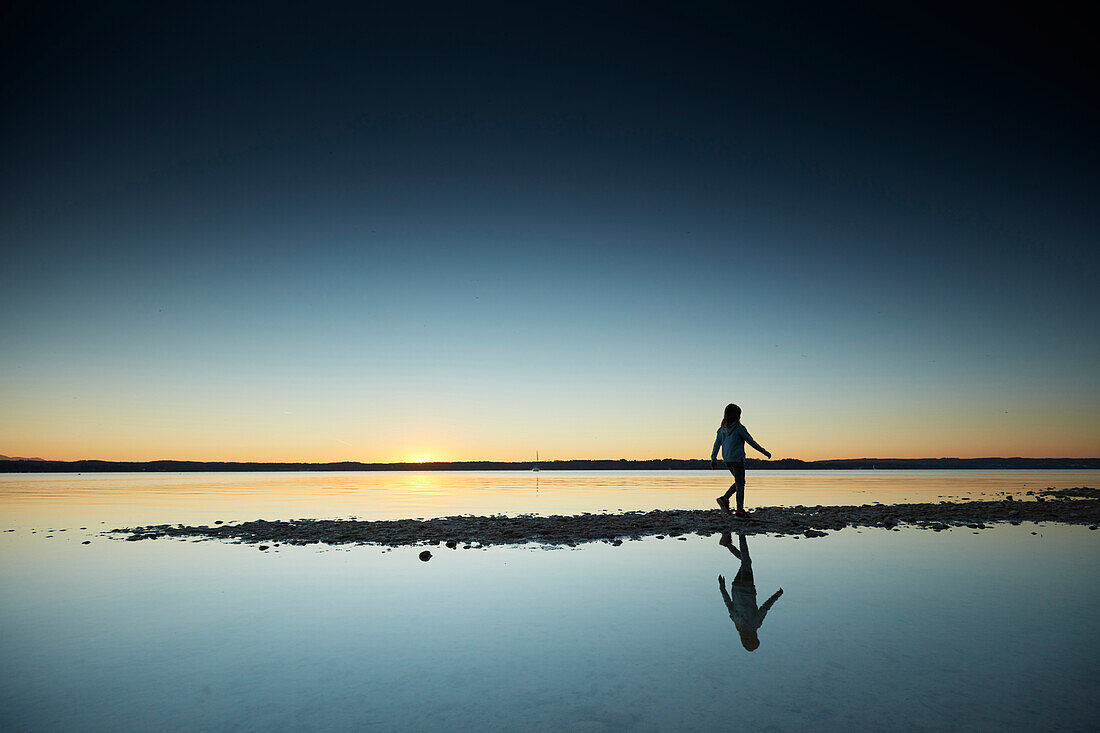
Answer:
[711,403,771,518]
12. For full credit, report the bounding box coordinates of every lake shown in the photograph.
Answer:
[1,471,1097,731]
[1,469,1096,527]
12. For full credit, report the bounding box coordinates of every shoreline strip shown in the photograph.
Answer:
[110,488,1100,548]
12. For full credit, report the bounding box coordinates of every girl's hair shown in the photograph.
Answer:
[721,403,742,428]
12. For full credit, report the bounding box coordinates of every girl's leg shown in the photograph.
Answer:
[719,532,742,558]
[719,462,737,502]
[733,463,746,512]
[733,534,753,582]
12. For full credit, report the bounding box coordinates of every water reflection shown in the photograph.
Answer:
[2,523,1097,730]
[1,469,1096,530]
[718,532,784,651]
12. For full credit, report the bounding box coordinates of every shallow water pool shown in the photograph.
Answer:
[1,521,1097,731]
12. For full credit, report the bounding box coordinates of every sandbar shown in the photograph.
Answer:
[108,487,1100,548]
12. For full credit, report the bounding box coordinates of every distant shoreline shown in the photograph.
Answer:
[3,457,1099,473]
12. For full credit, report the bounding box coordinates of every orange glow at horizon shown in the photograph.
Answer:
[3,424,1099,464]
[2,386,1098,463]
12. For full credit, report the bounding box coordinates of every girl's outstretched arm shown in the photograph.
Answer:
[718,575,735,614]
[759,588,784,616]
[741,427,772,459]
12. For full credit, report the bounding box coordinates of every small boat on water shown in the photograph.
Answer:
[532,451,540,472]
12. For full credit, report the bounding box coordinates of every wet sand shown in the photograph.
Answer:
[106,487,1100,548]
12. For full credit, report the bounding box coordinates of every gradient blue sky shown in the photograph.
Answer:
[2,2,1097,460]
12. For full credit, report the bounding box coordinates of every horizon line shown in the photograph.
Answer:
[3,456,1098,465]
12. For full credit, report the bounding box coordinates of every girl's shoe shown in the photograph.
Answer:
[716,496,730,510]
[734,510,750,519]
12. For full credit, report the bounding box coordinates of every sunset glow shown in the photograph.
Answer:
[0,3,1096,464]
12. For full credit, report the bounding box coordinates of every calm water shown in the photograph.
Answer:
[1,471,1098,731]
[0,469,1096,528]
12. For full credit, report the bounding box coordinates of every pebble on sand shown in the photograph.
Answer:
[419,550,432,561]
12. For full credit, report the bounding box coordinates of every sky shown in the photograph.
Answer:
[1,1,1098,462]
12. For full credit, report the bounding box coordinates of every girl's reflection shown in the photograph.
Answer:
[718,532,783,651]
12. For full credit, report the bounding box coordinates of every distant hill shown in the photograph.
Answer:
[1,457,1098,472]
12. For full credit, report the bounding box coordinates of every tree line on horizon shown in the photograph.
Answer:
[1,457,1097,472]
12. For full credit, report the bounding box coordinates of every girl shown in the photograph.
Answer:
[711,403,771,518]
